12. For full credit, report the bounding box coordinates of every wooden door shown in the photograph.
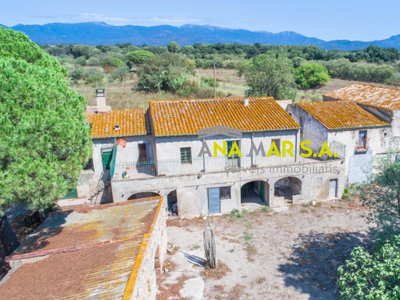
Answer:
[138,144,148,162]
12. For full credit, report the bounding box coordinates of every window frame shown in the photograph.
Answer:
[358,130,368,150]
[180,147,192,164]
[271,138,281,156]
[219,186,231,200]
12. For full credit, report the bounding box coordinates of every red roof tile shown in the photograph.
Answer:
[149,97,300,137]
[90,109,150,139]
[297,101,389,129]
[324,84,400,111]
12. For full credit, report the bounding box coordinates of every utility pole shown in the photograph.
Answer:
[213,62,216,99]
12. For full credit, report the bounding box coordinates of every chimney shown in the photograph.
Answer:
[96,88,107,113]
[244,90,249,106]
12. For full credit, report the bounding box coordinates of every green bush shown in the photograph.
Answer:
[323,59,396,83]
[84,67,104,85]
[75,56,86,66]
[137,52,194,93]
[70,68,84,81]
[128,50,154,64]
[337,235,400,299]
[201,77,219,88]
[295,62,330,88]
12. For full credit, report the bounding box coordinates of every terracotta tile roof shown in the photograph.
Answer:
[84,111,95,124]
[297,101,390,130]
[90,109,150,139]
[149,97,300,137]
[0,198,162,300]
[324,84,400,111]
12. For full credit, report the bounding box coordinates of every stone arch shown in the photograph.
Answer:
[127,192,160,200]
[241,180,270,208]
[274,177,302,204]
[167,190,178,216]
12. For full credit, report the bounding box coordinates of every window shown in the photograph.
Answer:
[316,178,323,186]
[271,139,281,155]
[358,131,367,149]
[219,187,231,199]
[180,147,192,164]
[226,140,240,159]
[138,143,148,162]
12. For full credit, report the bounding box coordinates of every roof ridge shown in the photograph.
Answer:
[149,96,274,103]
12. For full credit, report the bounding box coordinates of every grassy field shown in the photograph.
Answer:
[70,69,397,109]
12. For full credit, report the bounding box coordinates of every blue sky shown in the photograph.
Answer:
[0,0,398,41]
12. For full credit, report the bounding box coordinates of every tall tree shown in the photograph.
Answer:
[167,41,180,53]
[0,29,92,253]
[238,54,296,100]
[0,27,67,76]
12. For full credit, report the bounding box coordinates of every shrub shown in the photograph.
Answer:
[337,235,400,299]
[201,77,219,88]
[128,50,154,64]
[295,62,330,88]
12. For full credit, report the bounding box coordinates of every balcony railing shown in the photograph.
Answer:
[113,154,333,180]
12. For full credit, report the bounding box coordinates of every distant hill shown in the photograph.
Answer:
[3,22,400,51]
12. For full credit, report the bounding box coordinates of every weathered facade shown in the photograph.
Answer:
[86,97,346,216]
[287,101,391,183]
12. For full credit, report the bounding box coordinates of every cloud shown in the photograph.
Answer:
[78,13,203,26]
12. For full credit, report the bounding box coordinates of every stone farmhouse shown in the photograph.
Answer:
[84,91,345,217]
[288,83,400,184]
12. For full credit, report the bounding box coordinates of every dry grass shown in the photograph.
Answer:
[70,69,400,110]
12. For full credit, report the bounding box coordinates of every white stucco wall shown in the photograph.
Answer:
[153,130,300,176]
[288,103,393,183]
[92,135,154,178]
[111,159,345,217]
[287,104,328,153]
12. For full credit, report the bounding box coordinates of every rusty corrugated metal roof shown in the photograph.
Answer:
[0,199,162,300]
[149,97,300,137]
[90,109,150,139]
[324,84,400,111]
[297,101,390,130]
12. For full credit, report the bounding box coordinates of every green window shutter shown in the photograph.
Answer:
[102,150,113,170]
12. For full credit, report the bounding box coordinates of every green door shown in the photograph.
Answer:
[102,150,113,170]
[62,189,78,199]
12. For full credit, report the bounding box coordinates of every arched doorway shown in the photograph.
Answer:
[167,190,178,216]
[128,192,160,200]
[274,177,302,204]
[241,181,269,210]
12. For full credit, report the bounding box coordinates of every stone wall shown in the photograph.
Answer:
[124,198,167,300]
[112,159,345,217]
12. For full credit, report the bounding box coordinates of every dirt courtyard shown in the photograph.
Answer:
[157,200,373,300]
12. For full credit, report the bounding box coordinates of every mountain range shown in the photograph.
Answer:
[2,22,400,51]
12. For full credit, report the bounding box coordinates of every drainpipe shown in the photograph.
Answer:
[295,130,298,163]
[202,138,206,173]
[251,132,254,166]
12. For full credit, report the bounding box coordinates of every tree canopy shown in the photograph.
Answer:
[137,52,195,94]
[238,54,296,99]
[0,27,67,76]
[128,50,154,64]
[295,62,330,88]
[337,235,400,299]
[167,41,180,53]
[0,29,91,215]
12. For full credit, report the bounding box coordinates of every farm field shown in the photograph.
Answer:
[71,68,399,110]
